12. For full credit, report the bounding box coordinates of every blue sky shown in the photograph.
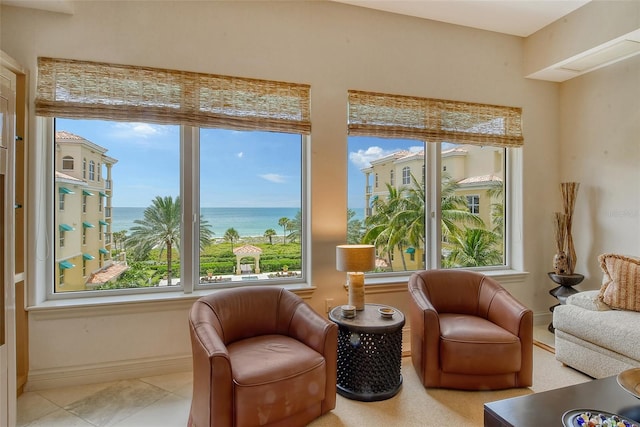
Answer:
[56,119,420,209]
[347,137,424,209]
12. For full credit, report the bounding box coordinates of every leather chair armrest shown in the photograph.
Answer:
[485,288,534,387]
[485,287,532,339]
[408,280,441,385]
[289,302,337,355]
[288,302,338,413]
[189,319,233,427]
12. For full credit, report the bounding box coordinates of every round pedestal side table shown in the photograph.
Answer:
[328,303,405,402]
[547,272,584,333]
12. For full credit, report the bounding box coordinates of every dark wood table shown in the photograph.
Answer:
[329,303,405,401]
[484,375,640,426]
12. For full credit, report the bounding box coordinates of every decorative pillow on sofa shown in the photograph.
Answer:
[598,253,640,311]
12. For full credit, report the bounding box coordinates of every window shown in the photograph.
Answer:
[389,169,394,185]
[347,90,521,272]
[59,192,65,211]
[402,166,411,185]
[62,155,74,170]
[38,57,310,296]
[197,129,303,288]
[467,195,480,214]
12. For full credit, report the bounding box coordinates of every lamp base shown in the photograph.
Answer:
[347,272,365,310]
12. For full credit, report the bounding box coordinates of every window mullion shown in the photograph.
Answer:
[180,126,199,293]
[427,142,441,269]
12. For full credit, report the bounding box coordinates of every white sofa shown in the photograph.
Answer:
[553,290,640,378]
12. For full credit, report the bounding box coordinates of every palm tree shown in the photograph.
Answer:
[443,227,503,267]
[286,210,302,243]
[347,209,364,244]
[224,227,240,252]
[112,230,127,254]
[264,228,277,245]
[278,217,289,244]
[126,196,213,286]
[128,196,181,286]
[363,184,408,270]
[487,181,504,236]
[392,174,426,265]
[440,171,484,242]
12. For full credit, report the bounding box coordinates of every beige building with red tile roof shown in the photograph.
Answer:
[54,131,122,292]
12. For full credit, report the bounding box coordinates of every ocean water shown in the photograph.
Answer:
[111,207,365,237]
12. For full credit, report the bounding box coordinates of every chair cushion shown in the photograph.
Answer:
[439,314,521,375]
[228,334,326,427]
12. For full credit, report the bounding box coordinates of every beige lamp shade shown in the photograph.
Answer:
[336,244,375,272]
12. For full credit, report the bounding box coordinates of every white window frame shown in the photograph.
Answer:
[33,118,311,303]
[350,140,523,280]
[402,166,411,185]
[467,194,480,214]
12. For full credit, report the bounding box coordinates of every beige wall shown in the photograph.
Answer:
[1,1,638,389]
[558,54,640,288]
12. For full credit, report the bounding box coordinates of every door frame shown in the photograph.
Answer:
[1,50,26,427]
[0,63,17,427]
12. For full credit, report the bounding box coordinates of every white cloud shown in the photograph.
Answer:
[349,146,389,169]
[237,152,244,158]
[110,122,166,139]
[259,173,287,183]
[349,144,424,169]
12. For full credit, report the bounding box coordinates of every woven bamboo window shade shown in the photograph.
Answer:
[348,90,523,147]
[35,57,311,134]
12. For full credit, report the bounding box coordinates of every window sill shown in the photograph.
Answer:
[26,282,317,316]
[364,269,529,293]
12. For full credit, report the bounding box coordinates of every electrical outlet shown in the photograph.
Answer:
[325,298,334,313]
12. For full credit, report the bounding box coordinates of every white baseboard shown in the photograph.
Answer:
[534,311,552,326]
[25,354,193,391]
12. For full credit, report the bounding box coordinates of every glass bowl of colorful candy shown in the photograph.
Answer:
[563,410,639,427]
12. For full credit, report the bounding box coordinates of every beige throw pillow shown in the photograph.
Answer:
[598,253,640,311]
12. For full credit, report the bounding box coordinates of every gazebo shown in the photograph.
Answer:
[232,244,262,274]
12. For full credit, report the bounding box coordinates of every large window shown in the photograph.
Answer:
[52,120,305,294]
[347,90,520,273]
[348,137,427,271]
[38,57,310,296]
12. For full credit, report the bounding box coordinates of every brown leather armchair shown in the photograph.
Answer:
[188,286,337,427]
[408,270,533,390]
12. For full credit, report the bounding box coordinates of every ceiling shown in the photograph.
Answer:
[4,0,592,37]
[331,0,592,37]
[4,0,639,81]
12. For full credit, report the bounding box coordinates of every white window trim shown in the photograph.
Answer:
[355,141,525,283]
[27,117,314,307]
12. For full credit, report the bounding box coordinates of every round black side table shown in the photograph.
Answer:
[328,303,405,402]
[547,272,584,333]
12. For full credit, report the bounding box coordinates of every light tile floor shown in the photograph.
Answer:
[17,325,557,427]
[17,372,193,427]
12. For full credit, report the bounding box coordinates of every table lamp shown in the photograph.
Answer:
[336,244,375,310]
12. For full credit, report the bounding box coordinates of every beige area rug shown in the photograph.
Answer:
[308,344,591,427]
